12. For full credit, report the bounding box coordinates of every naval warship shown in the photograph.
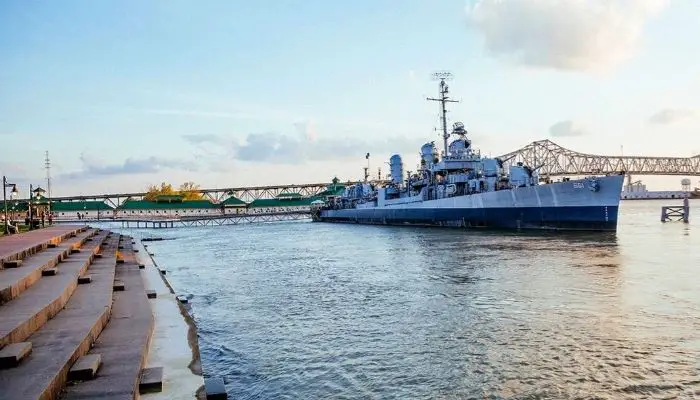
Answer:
[312,75,625,231]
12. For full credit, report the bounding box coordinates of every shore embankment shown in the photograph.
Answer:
[0,224,205,399]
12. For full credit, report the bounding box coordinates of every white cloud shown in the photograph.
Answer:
[465,0,668,72]
[648,108,697,125]
[293,120,318,142]
[549,120,587,137]
[185,131,425,167]
[59,154,199,180]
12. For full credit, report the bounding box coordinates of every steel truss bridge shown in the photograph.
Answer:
[498,139,700,177]
[48,139,700,208]
[50,183,333,208]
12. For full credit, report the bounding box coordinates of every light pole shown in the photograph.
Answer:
[3,176,19,234]
[29,184,33,230]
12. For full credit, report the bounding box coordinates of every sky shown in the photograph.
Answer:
[1,0,699,196]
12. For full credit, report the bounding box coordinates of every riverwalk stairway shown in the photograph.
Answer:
[0,226,162,400]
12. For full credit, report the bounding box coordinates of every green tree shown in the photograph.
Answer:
[144,182,176,201]
[144,182,203,201]
[178,181,203,200]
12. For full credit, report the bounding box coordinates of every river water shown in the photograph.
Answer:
[112,200,700,399]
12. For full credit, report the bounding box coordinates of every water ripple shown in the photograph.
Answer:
[107,201,700,399]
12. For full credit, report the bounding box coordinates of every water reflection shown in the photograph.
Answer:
[105,203,699,399]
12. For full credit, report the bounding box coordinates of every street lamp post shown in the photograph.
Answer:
[29,184,33,230]
[3,176,19,234]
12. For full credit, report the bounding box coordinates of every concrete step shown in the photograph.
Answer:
[0,235,119,400]
[139,366,163,394]
[205,377,228,400]
[0,342,32,369]
[63,243,155,400]
[0,231,109,348]
[0,226,89,269]
[0,229,97,306]
[68,353,102,381]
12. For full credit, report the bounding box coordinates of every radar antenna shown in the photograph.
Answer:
[427,71,459,158]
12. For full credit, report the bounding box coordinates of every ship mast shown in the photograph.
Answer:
[427,71,458,158]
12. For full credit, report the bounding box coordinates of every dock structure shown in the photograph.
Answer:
[0,225,204,399]
[53,210,312,229]
[661,197,690,223]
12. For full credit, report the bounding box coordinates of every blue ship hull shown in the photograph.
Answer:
[316,175,624,231]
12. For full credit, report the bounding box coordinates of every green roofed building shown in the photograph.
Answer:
[222,196,247,215]
[117,198,220,218]
[51,200,114,220]
[314,182,346,199]
[276,192,303,200]
[248,197,314,214]
[0,200,29,221]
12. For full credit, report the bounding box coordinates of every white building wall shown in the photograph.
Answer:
[119,207,223,218]
[249,206,311,214]
[54,209,114,220]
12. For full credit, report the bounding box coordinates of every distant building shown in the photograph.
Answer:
[117,195,219,218]
[248,192,314,214]
[51,200,114,220]
[222,196,248,214]
[0,200,28,221]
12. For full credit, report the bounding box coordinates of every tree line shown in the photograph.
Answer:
[144,181,203,201]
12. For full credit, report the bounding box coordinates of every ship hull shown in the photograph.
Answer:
[316,175,624,232]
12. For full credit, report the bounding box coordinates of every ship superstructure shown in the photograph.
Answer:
[313,75,625,231]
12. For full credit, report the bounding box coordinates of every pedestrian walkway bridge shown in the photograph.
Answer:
[58,210,311,229]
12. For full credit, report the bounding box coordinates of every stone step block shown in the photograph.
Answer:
[41,268,58,277]
[0,342,32,369]
[205,377,228,400]
[3,260,23,269]
[78,275,92,284]
[113,280,125,291]
[139,366,163,394]
[68,354,102,381]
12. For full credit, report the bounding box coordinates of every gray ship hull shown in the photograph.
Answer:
[316,175,624,231]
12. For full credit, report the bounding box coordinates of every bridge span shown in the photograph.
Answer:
[498,139,700,177]
[50,182,331,208]
[46,139,700,207]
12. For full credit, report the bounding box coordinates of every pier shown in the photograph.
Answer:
[51,210,313,229]
[0,225,204,399]
[661,197,690,223]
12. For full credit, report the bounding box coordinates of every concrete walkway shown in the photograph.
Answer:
[136,241,205,400]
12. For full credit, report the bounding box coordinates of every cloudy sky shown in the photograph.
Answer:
[1,0,698,195]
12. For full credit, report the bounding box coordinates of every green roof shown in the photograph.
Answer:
[316,184,345,197]
[51,201,114,211]
[276,192,302,199]
[119,200,218,210]
[154,194,184,202]
[222,196,246,206]
[0,201,29,212]
[249,198,314,208]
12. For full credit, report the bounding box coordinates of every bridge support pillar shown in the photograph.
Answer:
[661,198,690,223]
